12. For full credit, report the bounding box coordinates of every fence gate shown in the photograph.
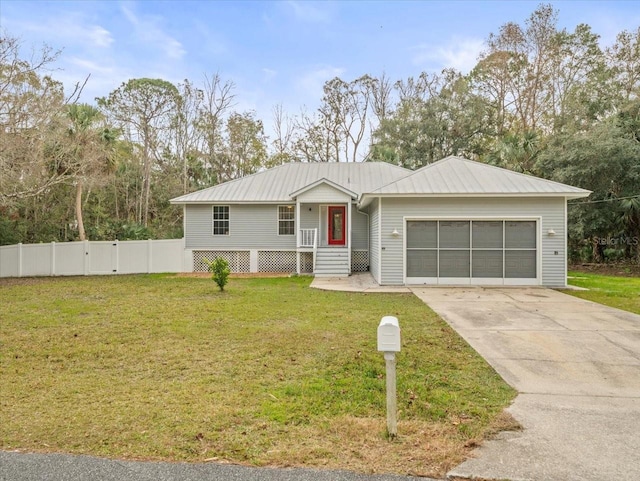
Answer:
[88,241,118,274]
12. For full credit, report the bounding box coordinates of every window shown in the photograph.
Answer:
[278,205,295,235]
[212,206,229,235]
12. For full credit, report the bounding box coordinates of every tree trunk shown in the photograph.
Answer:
[75,180,86,241]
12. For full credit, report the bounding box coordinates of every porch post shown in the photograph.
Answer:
[296,200,301,274]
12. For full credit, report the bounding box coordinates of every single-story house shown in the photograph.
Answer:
[170,156,590,287]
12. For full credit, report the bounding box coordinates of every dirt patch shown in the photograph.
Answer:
[570,263,640,278]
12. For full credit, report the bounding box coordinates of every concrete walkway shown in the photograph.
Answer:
[411,287,640,481]
[310,273,411,293]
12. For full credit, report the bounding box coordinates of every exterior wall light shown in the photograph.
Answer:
[547,229,556,236]
[391,229,400,237]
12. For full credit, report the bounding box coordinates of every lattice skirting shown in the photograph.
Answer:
[258,250,297,272]
[193,250,250,273]
[351,250,369,272]
[300,252,314,273]
[193,249,369,274]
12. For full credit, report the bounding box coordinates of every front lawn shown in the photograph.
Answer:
[0,275,516,477]
[567,271,640,314]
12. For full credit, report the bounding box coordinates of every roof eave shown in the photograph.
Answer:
[360,191,592,201]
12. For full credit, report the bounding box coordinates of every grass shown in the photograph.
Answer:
[0,275,517,477]
[567,271,640,314]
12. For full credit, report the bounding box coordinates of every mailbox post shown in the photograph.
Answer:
[377,316,400,438]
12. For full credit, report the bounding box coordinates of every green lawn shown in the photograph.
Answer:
[567,271,640,314]
[0,275,516,477]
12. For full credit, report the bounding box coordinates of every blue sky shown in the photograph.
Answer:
[2,0,639,132]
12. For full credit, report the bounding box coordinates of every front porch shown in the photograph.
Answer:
[295,200,368,276]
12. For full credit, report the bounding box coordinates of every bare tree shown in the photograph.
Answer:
[270,103,296,164]
[97,78,179,226]
[199,73,236,184]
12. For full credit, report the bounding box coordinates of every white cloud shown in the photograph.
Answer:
[120,3,186,60]
[295,65,345,99]
[88,26,114,48]
[7,16,114,49]
[69,57,116,75]
[285,0,331,23]
[262,68,277,82]
[412,37,484,73]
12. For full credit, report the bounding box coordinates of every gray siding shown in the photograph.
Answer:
[379,197,566,287]
[351,204,369,250]
[300,204,319,230]
[185,204,296,250]
[297,184,351,203]
[368,200,380,282]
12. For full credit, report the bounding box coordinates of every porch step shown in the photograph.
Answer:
[314,248,350,276]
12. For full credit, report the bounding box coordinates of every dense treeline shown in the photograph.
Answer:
[1,4,638,262]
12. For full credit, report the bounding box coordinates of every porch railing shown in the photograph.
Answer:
[300,228,317,248]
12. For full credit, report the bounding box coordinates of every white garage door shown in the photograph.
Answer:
[405,220,538,285]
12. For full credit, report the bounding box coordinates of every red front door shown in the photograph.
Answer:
[328,206,346,245]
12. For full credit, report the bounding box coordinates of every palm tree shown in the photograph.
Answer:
[65,104,114,240]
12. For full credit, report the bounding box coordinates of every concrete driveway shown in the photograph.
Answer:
[411,287,640,481]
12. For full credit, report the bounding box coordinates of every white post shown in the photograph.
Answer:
[384,352,397,437]
[347,202,352,273]
[377,316,401,439]
[147,238,153,273]
[114,239,119,274]
[51,241,56,276]
[296,201,301,275]
[17,243,23,278]
[83,240,90,276]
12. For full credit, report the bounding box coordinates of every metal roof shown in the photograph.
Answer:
[170,162,411,203]
[171,156,591,204]
[365,156,591,199]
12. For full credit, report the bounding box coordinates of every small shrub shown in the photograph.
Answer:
[203,257,230,291]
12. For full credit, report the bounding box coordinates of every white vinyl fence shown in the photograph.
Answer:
[0,239,188,278]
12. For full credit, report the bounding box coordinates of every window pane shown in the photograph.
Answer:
[213,206,229,235]
[505,250,536,278]
[279,220,295,235]
[331,210,343,241]
[407,221,437,248]
[472,250,503,277]
[279,205,294,220]
[472,221,503,248]
[439,250,470,277]
[505,221,536,248]
[439,221,470,248]
[406,249,437,277]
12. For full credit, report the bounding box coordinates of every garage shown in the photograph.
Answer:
[405,219,538,285]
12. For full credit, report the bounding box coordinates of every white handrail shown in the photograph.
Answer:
[299,228,318,273]
[300,228,316,248]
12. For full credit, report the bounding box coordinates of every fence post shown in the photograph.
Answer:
[114,239,119,274]
[51,241,56,276]
[17,243,22,278]
[147,238,153,273]
[83,240,90,276]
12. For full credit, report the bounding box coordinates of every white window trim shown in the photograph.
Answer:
[277,204,295,236]
[212,205,230,236]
